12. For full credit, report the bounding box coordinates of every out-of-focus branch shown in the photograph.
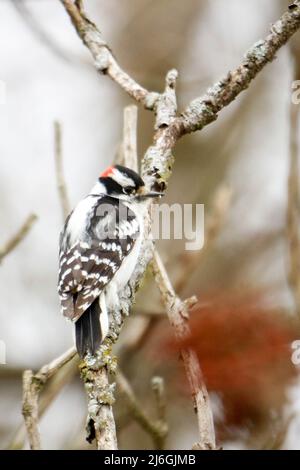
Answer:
[54,121,71,220]
[287,87,300,316]
[59,0,159,109]
[0,213,37,263]
[175,185,232,293]
[151,251,216,450]
[22,347,76,450]
[151,376,167,428]
[11,0,73,63]
[287,49,300,318]
[116,370,168,449]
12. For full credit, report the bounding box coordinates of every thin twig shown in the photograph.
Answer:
[120,105,138,172]
[35,347,76,382]
[54,121,70,220]
[60,0,159,109]
[12,0,73,63]
[22,347,76,449]
[179,3,300,134]
[151,376,167,427]
[287,74,300,317]
[9,357,78,450]
[151,251,216,450]
[0,213,37,263]
[116,370,168,449]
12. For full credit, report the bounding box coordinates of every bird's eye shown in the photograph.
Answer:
[123,187,135,195]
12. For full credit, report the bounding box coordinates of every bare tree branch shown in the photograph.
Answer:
[151,376,167,431]
[179,3,300,133]
[59,0,300,140]
[116,370,168,449]
[54,121,71,220]
[0,213,37,263]
[78,103,141,450]
[59,0,159,109]
[22,347,76,449]
[119,105,139,172]
[79,349,118,450]
[9,356,77,450]
[22,370,41,450]
[151,251,216,450]
[286,46,300,319]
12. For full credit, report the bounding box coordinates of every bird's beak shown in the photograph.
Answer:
[136,187,164,200]
[142,191,164,198]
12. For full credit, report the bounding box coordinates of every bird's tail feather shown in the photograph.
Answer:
[75,299,102,358]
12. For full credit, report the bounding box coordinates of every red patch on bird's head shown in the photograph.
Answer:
[100,166,114,178]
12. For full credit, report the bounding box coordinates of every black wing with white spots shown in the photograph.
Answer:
[58,196,139,321]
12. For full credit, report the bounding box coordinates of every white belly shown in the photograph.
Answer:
[104,230,142,309]
[104,199,145,309]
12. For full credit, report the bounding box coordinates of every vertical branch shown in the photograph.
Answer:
[79,349,118,450]
[22,370,41,450]
[121,105,138,172]
[151,376,167,433]
[287,94,300,315]
[151,251,216,450]
[287,50,300,318]
[21,347,76,450]
[54,122,118,449]
[54,121,70,220]
[79,104,140,450]
[10,356,77,450]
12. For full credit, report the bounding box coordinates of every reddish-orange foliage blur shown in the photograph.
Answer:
[168,291,299,429]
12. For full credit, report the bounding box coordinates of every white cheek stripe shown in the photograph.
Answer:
[112,168,135,188]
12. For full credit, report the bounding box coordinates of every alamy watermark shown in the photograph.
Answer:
[95,202,205,251]
[292,80,300,104]
[292,340,300,366]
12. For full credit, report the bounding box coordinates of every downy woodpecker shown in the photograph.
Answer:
[58,165,162,357]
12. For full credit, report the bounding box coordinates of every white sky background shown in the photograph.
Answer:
[0,0,298,449]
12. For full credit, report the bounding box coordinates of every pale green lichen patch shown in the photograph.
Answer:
[97,383,116,406]
[245,40,269,63]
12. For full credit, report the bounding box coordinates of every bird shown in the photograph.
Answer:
[58,165,163,358]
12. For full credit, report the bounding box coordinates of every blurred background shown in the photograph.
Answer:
[1,0,300,450]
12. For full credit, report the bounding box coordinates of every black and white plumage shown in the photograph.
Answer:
[58,165,162,357]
